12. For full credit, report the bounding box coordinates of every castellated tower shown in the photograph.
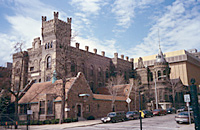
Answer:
[40,12,72,82]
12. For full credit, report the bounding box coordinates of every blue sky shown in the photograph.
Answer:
[0,0,200,66]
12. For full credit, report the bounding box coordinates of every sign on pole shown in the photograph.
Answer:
[27,110,33,115]
[126,98,131,104]
[184,94,190,102]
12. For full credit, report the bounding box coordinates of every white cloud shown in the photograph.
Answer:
[129,0,200,58]
[111,0,164,29]
[0,0,63,65]
[72,36,117,57]
[71,0,107,16]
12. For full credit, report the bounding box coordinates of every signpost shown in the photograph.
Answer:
[184,94,191,124]
[126,97,131,111]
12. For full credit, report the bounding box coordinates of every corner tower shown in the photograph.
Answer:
[40,12,72,82]
[153,43,170,81]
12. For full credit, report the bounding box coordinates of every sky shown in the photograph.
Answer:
[0,0,200,66]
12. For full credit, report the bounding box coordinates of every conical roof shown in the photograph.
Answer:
[156,44,166,63]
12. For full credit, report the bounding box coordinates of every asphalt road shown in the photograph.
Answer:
[66,114,193,130]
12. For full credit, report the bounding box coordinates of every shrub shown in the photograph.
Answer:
[51,119,59,124]
[30,120,38,125]
[87,116,95,120]
[64,118,72,123]
[72,118,78,122]
[38,121,43,125]
[43,120,51,124]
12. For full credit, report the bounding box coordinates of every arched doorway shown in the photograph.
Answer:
[77,104,81,117]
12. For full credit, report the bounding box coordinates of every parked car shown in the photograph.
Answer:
[153,109,167,116]
[176,106,186,113]
[101,111,126,123]
[142,110,153,118]
[126,111,140,120]
[175,111,194,124]
[166,107,176,114]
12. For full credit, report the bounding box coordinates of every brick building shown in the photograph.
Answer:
[12,12,134,93]
[18,72,133,120]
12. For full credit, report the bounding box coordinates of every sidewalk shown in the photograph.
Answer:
[0,119,102,130]
[178,123,194,130]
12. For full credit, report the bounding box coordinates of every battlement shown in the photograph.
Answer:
[42,12,72,25]
[73,42,133,62]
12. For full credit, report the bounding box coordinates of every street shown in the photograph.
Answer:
[1,114,194,130]
[66,114,192,130]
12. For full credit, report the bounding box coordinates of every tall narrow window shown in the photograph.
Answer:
[71,61,76,72]
[47,56,51,69]
[158,70,161,80]
[50,41,53,48]
[81,63,85,74]
[39,101,45,114]
[150,72,153,81]
[47,100,53,114]
[90,65,94,76]
[98,67,102,77]
[105,68,109,79]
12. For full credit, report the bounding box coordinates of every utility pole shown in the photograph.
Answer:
[190,78,200,130]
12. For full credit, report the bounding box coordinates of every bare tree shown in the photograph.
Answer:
[3,42,31,129]
[166,77,186,108]
[106,75,125,112]
[55,30,77,123]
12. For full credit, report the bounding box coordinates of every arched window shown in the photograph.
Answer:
[45,43,48,49]
[98,67,102,77]
[158,70,161,80]
[163,70,166,76]
[47,56,51,69]
[90,65,94,76]
[105,68,109,79]
[50,41,53,48]
[48,43,50,49]
[81,63,85,74]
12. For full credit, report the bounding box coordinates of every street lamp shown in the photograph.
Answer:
[154,75,166,109]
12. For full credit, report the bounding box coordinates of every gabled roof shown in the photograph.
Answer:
[95,84,131,97]
[93,94,126,101]
[19,77,76,104]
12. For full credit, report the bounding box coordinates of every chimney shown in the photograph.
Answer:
[126,56,129,61]
[94,49,97,54]
[85,46,89,52]
[130,58,134,62]
[54,12,59,19]
[121,55,124,59]
[76,43,80,49]
[114,53,118,58]
[101,51,105,56]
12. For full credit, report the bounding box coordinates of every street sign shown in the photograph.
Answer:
[27,110,33,115]
[65,108,70,111]
[184,94,190,102]
[126,97,131,103]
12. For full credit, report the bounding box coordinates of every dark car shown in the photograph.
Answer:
[166,107,176,114]
[153,109,167,116]
[101,111,126,123]
[142,110,153,118]
[175,111,194,124]
[126,111,140,120]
